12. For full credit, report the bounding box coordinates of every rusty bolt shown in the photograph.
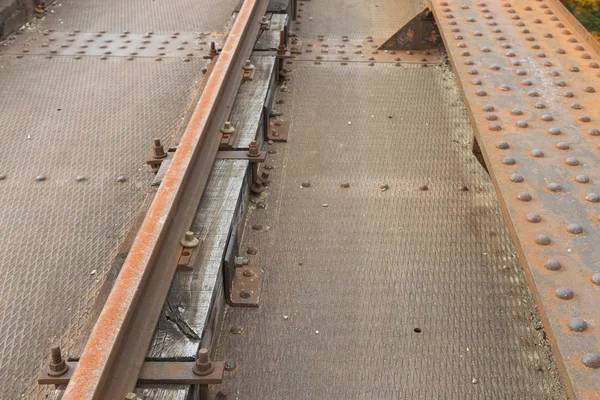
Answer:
[47,345,69,376]
[152,138,167,159]
[209,41,218,57]
[277,30,287,54]
[260,171,271,185]
[221,121,235,134]
[193,348,215,376]
[260,16,269,27]
[248,141,260,157]
[243,269,255,277]
[180,231,199,248]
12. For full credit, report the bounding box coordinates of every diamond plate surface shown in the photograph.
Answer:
[0,55,207,399]
[294,0,423,39]
[212,63,566,398]
[37,0,240,34]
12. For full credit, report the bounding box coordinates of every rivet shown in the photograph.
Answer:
[535,234,551,245]
[589,62,599,68]
[481,46,491,52]
[526,212,541,223]
[534,18,542,23]
[493,28,502,33]
[36,175,46,181]
[464,60,474,65]
[516,120,528,128]
[565,157,579,166]
[588,128,600,136]
[505,51,516,57]
[545,33,553,38]
[489,122,501,131]
[483,104,495,112]
[117,175,126,182]
[543,61,553,67]
[503,43,512,49]
[581,353,600,369]
[585,193,600,202]
[592,272,600,285]
[76,176,86,182]
[544,259,561,271]
[555,287,573,299]
[496,141,510,149]
[511,108,523,115]
[528,90,539,97]
[457,42,466,48]
[486,114,497,120]
[582,53,592,59]
[571,103,582,109]
[503,156,516,165]
[516,69,527,76]
[498,84,510,91]
[562,29,572,35]
[525,36,535,41]
[584,86,595,93]
[567,317,586,331]
[579,115,591,122]
[517,192,532,201]
[530,149,544,157]
[556,141,569,150]
[563,91,574,98]
[547,127,561,135]
[555,80,566,87]
[467,17,476,22]
[510,173,524,182]
[489,64,501,70]
[474,31,483,36]
[476,90,487,97]
[547,183,563,192]
[532,44,541,50]
[567,223,583,234]
[468,68,478,75]
[570,66,580,72]
[541,114,553,121]
[575,174,589,183]
[472,79,482,86]
[521,79,533,86]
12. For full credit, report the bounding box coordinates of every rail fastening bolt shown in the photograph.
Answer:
[47,345,69,376]
[152,138,167,159]
[221,121,235,134]
[193,348,215,376]
[243,59,255,71]
[248,141,260,156]
[180,231,199,248]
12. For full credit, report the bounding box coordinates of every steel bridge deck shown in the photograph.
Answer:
[210,0,567,397]
[0,0,238,397]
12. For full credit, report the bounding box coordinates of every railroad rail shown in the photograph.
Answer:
[54,0,269,397]
[430,0,600,397]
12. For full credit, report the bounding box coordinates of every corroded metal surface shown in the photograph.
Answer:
[212,62,566,398]
[62,0,269,397]
[378,8,443,51]
[431,0,600,397]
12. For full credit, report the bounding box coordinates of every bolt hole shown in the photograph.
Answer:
[414,328,422,333]
[57,108,62,111]
[182,251,191,256]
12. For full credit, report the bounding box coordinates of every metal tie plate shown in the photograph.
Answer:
[432,0,600,397]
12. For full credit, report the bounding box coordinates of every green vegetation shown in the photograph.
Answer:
[562,0,600,39]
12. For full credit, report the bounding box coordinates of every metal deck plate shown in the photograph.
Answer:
[432,0,600,397]
[0,49,207,400]
[212,62,566,398]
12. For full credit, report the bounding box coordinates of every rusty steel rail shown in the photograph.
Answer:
[431,0,600,398]
[61,0,269,398]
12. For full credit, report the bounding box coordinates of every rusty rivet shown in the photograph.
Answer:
[535,234,551,245]
[490,64,501,70]
[467,17,476,22]
[510,173,524,182]
[569,317,587,332]
[584,86,595,93]
[589,62,599,68]
[528,90,539,97]
[521,79,533,86]
[544,259,561,271]
[532,44,541,50]
[516,120,528,128]
[503,44,512,49]
[474,31,482,36]
[468,69,478,75]
[555,287,574,299]
[582,53,592,59]
[555,80,566,87]
[496,141,510,149]
[547,183,563,192]
[518,192,532,201]
[502,156,516,165]
[556,141,569,150]
[498,84,510,91]
[579,115,591,122]
[530,149,544,157]
[476,90,487,97]
[565,157,580,166]
[591,272,600,285]
[464,59,474,65]
[472,79,482,86]
[563,91,574,98]
[575,174,589,183]
[516,69,527,76]
[588,128,600,136]
[483,104,495,112]
[543,61,553,67]
[534,18,542,23]
[547,127,561,135]
[526,212,541,223]
[489,122,501,131]
[567,223,583,234]
[486,114,497,120]
[586,193,600,202]
[541,114,553,121]
[582,353,600,369]
[571,102,582,109]
[570,66,580,72]
[511,108,523,115]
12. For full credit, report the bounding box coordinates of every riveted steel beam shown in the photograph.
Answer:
[431,0,600,398]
